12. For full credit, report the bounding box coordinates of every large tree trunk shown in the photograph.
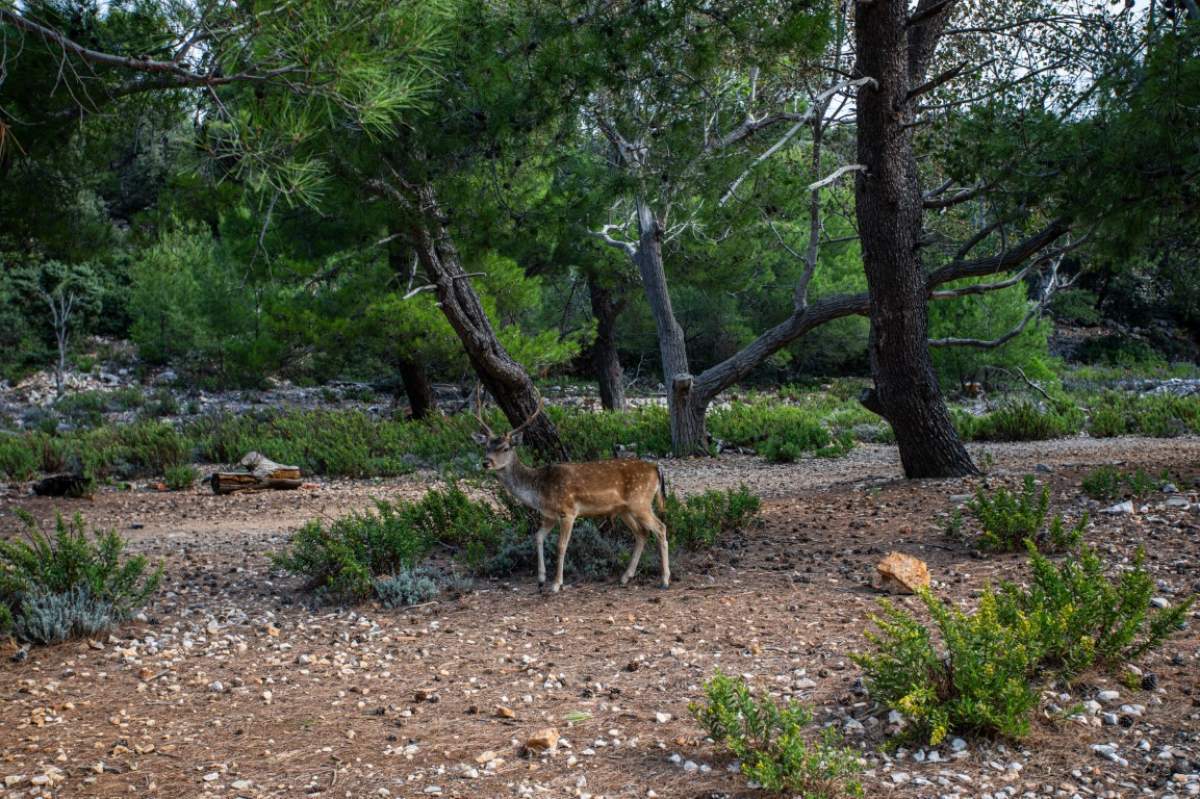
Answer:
[854,0,978,478]
[408,183,568,461]
[587,277,626,411]
[397,356,435,420]
[632,198,708,455]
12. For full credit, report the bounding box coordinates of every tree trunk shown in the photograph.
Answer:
[398,356,435,420]
[408,183,568,461]
[854,0,978,478]
[632,197,707,455]
[587,278,626,411]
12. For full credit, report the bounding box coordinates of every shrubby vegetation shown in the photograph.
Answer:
[272,483,761,602]
[853,544,1192,744]
[0,512,161,644]
[690,670,863,798]
[965,476,1085,553]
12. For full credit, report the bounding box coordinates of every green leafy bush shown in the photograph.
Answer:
[272,486,511,601]
[1048,288,1103,326]
[968,475,1083,553]
[1077,335,1165,368]
[1082,465,1164,500]
[0,435,38,480]
[998,543,1193,679]
[853,545,1192,744]
[0,512,161,644]
[662,485,761,550]
[164,464,199,491]
[710,402,853,459]
[957,401,1084,443]
[690,670,863,798]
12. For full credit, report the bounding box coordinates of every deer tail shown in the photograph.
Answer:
[655,463,668,512]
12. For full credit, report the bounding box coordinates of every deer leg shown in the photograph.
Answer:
[642,511,670,589]
[550,511,576,594]
[619,512,646,586]
[534,517,554,590]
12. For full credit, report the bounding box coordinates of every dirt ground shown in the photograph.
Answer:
[2,436,1199,799]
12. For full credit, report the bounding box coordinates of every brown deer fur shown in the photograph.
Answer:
[473,391,669,592]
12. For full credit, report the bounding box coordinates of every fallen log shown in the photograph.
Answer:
[33,473,93,498]
[210,452,303,495]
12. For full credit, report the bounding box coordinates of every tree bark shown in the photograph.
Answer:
[854,0,979,478]
[587,277,626,411]
[632,197,708,454]
[408,183,568,461]
[397,356,435,420]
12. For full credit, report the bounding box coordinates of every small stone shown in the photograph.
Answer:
[794,678,817,690]
[892,772,912,784]
[1151,597,1171,609]
[1101,712,1119,726]
[495,705,516,719]
[231,780,253,790]
[208,681,224,693]
[1097,690,1120,704]
[950,738,968,752]
[475,751,497,764]
[1102,501,1134,515]
[203,772,220,782]
[423,786,442,795]
[682,760,699,773]
[654,712,672,724]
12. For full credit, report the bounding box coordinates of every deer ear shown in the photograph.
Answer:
[509,431,523,447]
[472,432,489,445]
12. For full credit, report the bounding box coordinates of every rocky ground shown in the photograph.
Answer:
[1,437,1199,799]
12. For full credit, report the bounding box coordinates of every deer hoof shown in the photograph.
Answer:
[537,581,545,593]
[549,583,562,594]
[658,581,670,590]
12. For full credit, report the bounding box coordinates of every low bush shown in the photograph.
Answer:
[967,476,1083,553]
[852,544,1192,744]
[0,435,38,481]
[710,402,853,460]
[1077,335,1165,368]
[690,670,863,798]
[662,485,761,550]
[373,567,442,608]
[957,401,1084,443]
[164,464,199,491]
[0,512,161,645]
[1081,466,1166,501]
[1048,288,1102,326]
[999,543,1193,679]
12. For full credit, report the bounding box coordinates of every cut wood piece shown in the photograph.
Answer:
[210,451,303,495]
[32,473,93,498]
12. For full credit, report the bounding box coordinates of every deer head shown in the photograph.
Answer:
[472,385,543,471]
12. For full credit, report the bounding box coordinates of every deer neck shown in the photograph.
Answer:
[496,459,545,511]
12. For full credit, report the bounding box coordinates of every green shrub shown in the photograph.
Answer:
[1087,404,1128,437]
[853,546,1192,744]
[553,405,673,459]
[958,401,1084,443]
[968,475,1083,553]
[1081,466,1164,501]
[480,517,629,580]
[690,670,862,798]
[0,512,161,644]
[662,485,761,550]
[1078,335,1165,368]
[164,464,199,491]
[0,435,38,481]
[1081,465,1122,500]
[998,543,1194,679]
[710,402,852,459]
[1049,288,1103,326]
[272,486,511,601]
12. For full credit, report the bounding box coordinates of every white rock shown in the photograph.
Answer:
[950,738,968,752]
[1102,500,1134,514]
[655,712,672,724]
[1097,690,1120,704]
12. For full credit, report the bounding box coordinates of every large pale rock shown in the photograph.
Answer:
[872,552,930,595]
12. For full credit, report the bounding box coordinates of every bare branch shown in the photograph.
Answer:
[806,163,866,191]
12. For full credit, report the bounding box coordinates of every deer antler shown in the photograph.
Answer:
[474,384,494,437]
[509,391,545,438]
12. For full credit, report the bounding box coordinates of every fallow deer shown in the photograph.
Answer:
[472,389,670,593]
